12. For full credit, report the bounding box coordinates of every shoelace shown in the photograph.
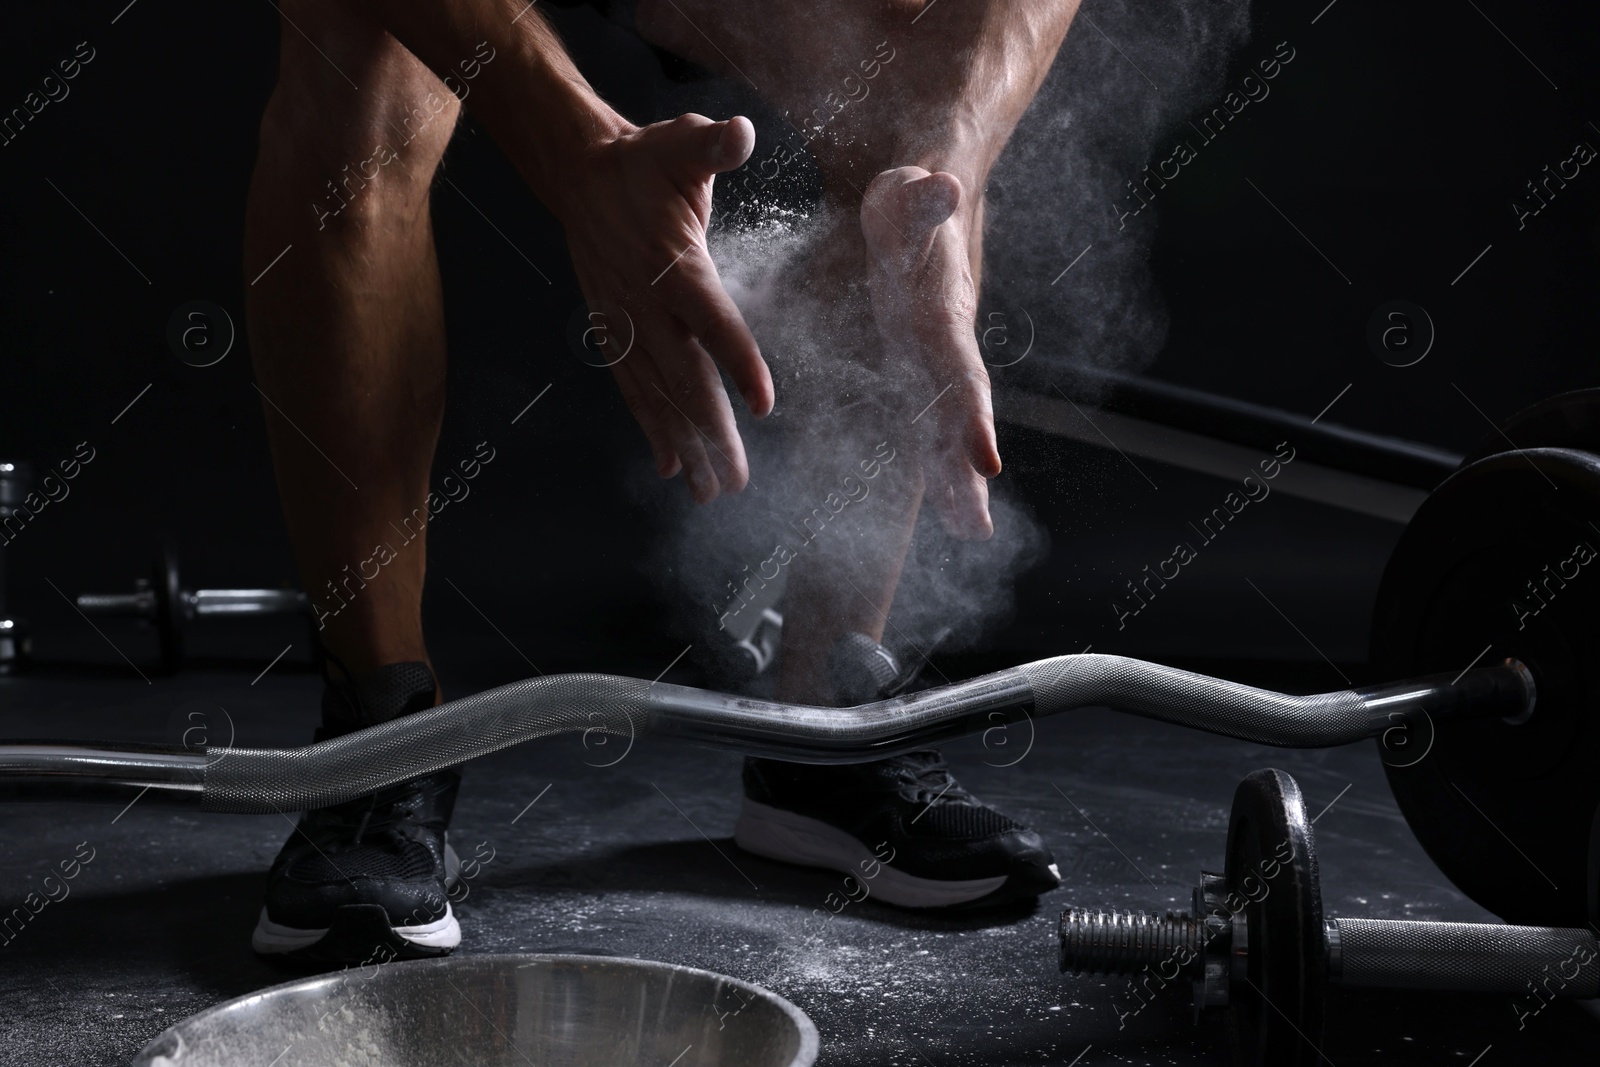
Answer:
[886,750,976,806]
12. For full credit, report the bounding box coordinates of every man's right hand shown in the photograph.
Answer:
[554,113,773,503]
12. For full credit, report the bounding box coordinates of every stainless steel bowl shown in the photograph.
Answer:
[132,954,818,1067]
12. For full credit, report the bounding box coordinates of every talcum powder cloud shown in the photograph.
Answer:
[635,0,1256,682]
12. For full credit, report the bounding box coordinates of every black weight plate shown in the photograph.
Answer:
[155,550,184,675]
[1226,768,1324,1067]
[1460,388,1600,467]
[1372,448,1600,925]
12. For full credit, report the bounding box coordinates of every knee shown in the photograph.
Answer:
[259,66,459,232]
[258,1,460,218]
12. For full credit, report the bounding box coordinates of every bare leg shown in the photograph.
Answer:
[251,0,779,688]
[245,0,460,684]
[776,460,924,705]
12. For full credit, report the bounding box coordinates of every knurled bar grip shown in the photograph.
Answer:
[73,592,151,615]
[1329,918,1600,996]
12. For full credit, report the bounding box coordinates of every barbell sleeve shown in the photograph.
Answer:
[1327,918,1600,997]
[189,589,308,617]
[74,591,157,617]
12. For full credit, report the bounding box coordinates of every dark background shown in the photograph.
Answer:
[2,0,1597,685]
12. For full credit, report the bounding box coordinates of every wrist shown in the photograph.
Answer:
[514,77,633,222]
[468,35,632,222]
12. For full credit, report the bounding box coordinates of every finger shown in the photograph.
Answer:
[647,372,722,503]
[651,371,721,503]
[901,170,961,231]
[660,113,757,178]
[581,266,681,478]
[630,323,729,503]
[961,370,1002,479]
[641,307,752,494]
[659,251,773,417]
[611,357,681,478]
[655,371,737,495]
[670,409,722,504]
[862,167,961,239]
[932,457,994,542]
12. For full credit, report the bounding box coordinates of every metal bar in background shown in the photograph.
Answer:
[994,386,1434,524]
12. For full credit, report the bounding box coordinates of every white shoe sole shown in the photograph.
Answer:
[734,797,1008,908]
[250,903,461,955]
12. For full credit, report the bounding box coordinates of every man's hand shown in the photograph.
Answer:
[555,113,773,503]
[861,166,999,540]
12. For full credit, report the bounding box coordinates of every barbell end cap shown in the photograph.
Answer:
[1500,657,1537,725]
[1324,918,1343,983]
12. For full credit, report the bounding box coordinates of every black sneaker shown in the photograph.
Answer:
[734,632,1060,910]
[736,749,1061,910]
[251,661,463,963]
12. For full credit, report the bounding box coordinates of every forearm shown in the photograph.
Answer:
[817,0,1081,205]
[920,0,1081,180]
[361,0,628,216]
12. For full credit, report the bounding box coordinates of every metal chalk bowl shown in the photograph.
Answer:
[131,954,818,1067]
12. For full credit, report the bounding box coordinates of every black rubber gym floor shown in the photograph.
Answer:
[4,576,1598,1065]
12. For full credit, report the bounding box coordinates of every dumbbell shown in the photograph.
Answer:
[1059,768,1600,1066]
[74,550,310,674]
[0,460,30,673]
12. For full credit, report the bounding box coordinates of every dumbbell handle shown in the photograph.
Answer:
[1061,909,1600,999]
[75,591,157,617]
[75,588,306,618]
[1328,918,1599,997]
[190,589,307,617]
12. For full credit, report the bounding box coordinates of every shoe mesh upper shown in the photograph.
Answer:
[906,798,1020,839]
[292,838,439,882]
[884,750,976,805]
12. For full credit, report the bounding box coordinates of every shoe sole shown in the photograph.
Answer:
[735,797,1019,909]
[252,903,460,962]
